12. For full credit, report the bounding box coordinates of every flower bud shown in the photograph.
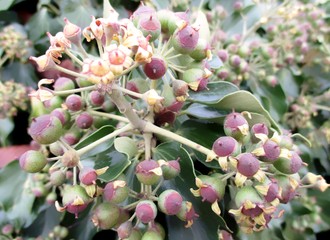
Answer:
[138,14,161,42]
[158,190,183,215]
[212,136,240,157]
[141,229,163,240]
[53,77,75,92]
[46,192,57,204]
[236,153,260,178]
[65,94,84,111]
[89,90,105,107]
[251,123,269,143]
[159,159,181,180]
[92,202,121,229]
[63,18,81,45]
[28,114,63,145]
[51,108,71,127]
[135,200,157,224]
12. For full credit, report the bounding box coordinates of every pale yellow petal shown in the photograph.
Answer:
[211,201,221,215]
[254,133,268,143]
[251,147,265,157]
[255,185,269,196]
[253,170,266,183]
[95,166,109,176]
[149,166,163,176]
[235,172,247,187]
[190,188,201,197]
[218,156,228,171]
[113,180,126,188]
[55,201,66,212]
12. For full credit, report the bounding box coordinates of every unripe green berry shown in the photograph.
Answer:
[19,150,47,173]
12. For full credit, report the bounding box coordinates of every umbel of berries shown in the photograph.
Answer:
[190,174,226,215]
[229,186,277,233]
[19,150,47,173]
[231,153,265,187]
[28,114,63,144]
[56,185,92,218]
[92,202,121,229]
[158,190,183,215]
[135,200,157,224]
[224,111,250,143]
[211,136,240,170]
[136,159,162,185]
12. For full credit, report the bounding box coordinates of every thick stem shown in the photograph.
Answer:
[53,85,95,96]
[112,85,144,99]
[88,109,129,123]
[77,123,133,156]
[108,89,146,131]
[55,65,88,79]
[144,122,214,158]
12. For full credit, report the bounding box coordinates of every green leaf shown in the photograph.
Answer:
[153,142,231,239]
[1,62,37,88]
[59,0,97,28]
[185,103,229,123]
[75,125,115,158]
[200,90,280,133]
[0,161,37,227]
[94,146,131,182]
[194,10,210,41]
[188,81,239,104]
[0,0,15,11]
[0,118,14,146]
[114,136,138,160]
[26,7,52,41]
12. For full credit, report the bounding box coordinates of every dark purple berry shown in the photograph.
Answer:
[262,140,280,162]
[75,112,93,129]
[143,57,167,79]
[89,90,105,106]
[65,94,84,111]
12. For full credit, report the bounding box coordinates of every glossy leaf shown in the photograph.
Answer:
[188,81,239,104]
[0,0,15,11]
[94,146,131,182]
[0,161,36,227]
[75,125,115,158]
[114,136,138,160]
[2,62,37,88]
[153,142,231,239]
[0,118,14,145]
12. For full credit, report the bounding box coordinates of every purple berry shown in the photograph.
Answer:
[176,201,199,227]
[217,49,229,62]
[158,190,183,215]
[212,136,240,157]
[65,94,84,111]
[75,112,94,129]
[251,123,269,142]
[53,77,75,91]
[79,167,97,185]
[117,221,133,239]
[138,14,161,42]
[237,153,260,177]
[135,200,157,224]
[172,24,199,54]
[143,56,167,80]
[89,90,105,107]
[28,114,63,144]
[161,159,181,180]
[273,151,303,174]
[224,112,249,142]
[103,176,129,203]
[136,159,161,185]
[19,150,47,173]
[198,174,226,203]
[262,140,280,162]
[51,108,71,126]
[62,185,92,218]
